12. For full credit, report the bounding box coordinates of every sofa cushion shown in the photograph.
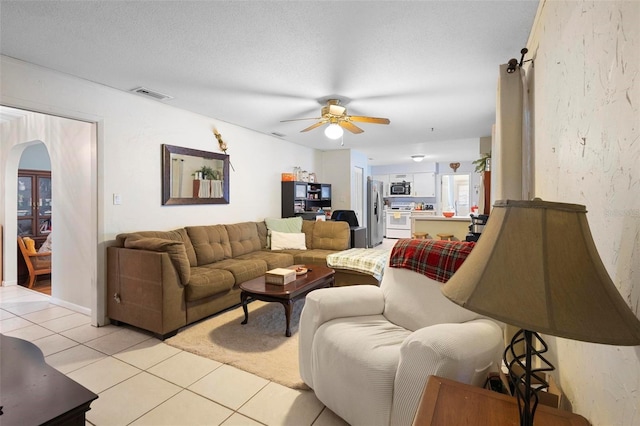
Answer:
[293,249,338,266]
[302,220,316,249]
[312,221,350,251]
[209,258,268,284]
[265,216,303,248]
[117,228,197,267]
[186,225,232,265]
[236,251,294,270]
[271,231,307,250]
[255,221,268,249]
[124,237,191,285]
[225,222,262,257]
[186,266,235,301]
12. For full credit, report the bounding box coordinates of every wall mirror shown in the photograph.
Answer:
[162,144,230,205]
[440,173,470,216]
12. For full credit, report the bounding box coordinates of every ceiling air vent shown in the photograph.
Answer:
[130,87,173,101]
[271,132,286,138]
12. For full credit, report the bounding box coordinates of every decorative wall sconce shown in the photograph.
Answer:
[213,128,235,171]
[411,155,425,162]
[449,162,461,172]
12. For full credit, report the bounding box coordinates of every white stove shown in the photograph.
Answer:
[386,202,413,238]
[389,202,414,211]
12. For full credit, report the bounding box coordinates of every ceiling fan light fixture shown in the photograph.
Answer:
[411,155,425,162]
[325,123,344,140]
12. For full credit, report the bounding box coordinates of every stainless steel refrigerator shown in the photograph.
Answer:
[367,180,384,247]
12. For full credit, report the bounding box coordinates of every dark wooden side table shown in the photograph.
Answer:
[0,334,98,425]
[412,375,590,426]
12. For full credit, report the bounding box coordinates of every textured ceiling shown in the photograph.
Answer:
[0,1,538,165]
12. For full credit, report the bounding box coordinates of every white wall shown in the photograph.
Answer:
[529,1,640,423]
[0,56,319,323]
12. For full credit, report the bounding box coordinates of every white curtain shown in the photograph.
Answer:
[171,158,183,197]
[493,61,533,355]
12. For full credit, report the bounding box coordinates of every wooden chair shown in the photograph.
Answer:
[17,237,51,288]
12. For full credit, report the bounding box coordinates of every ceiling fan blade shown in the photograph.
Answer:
[348,116,390,125]
[339,121,364,134]
[280,117,321,123]
[301,121,327,132]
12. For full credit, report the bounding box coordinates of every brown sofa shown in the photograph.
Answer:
[107,220,377,339]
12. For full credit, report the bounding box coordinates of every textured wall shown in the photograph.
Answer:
[530,1,639,423]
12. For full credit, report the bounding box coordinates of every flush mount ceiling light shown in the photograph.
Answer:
[411,155,425,162]
[325,123,344,140]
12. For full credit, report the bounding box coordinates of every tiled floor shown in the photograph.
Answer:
[0,284,349,426]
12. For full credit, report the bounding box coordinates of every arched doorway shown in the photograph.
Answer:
[17,142,52,293]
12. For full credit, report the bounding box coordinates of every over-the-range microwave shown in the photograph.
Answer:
[389,181,411,195]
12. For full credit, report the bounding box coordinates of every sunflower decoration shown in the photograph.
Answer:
[213,128,235,171]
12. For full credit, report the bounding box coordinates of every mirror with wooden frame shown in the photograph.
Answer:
[162,144,230,205]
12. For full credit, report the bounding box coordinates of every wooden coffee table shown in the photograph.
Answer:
[239,264,335,337]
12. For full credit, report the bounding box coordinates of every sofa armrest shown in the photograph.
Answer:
[107,246,187,338]
[390,319,503,425]
[299,285,384,386]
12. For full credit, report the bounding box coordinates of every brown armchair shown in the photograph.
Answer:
[17,237,51,288]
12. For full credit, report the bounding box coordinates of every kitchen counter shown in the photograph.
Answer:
[411,213,471,222]
[411,214,471,241]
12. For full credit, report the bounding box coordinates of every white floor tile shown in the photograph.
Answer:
[86,372,180,426]
[221,413,264,426]
[147,350,222,388]
[40,312,91,332]
[0,286,40,301]
[0,309,16,320]
[0,316,33,333]
[45,344,107,374]
[239,382,324,426]
[60,323,120,343]
[84,327,152,355]
[1,300,53,316]
[113,338,181,370]
[22,305,75,323]
[3,323,54,341]
[32,333,79,356]
[2,285,334,426]
[130,389,233,426]
[312,408,350,426]
[0,291,50,304]
[67,356,142,394]
[189,365,269,411]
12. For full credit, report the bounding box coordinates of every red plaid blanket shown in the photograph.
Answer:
[389,239,475,283]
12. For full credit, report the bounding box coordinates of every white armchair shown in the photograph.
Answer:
[299,258,503,426]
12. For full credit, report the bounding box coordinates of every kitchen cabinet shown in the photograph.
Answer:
[389,173,413,183]
[412,172,436,197]
[17,169,52,285]
[282,181,332,218]
[17,170,52,246]
[372,174,389,196]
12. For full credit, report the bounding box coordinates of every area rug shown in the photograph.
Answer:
[165,299,308,390]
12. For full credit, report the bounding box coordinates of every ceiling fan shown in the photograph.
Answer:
[281,99,390,137]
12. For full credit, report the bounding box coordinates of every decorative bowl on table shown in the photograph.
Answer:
[293,266,308,275]
[443,212,455,218]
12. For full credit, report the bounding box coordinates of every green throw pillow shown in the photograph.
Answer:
[264,216,303,248]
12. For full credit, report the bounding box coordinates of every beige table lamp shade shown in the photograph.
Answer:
[442,199,640,346]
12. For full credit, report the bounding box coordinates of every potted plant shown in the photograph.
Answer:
[195,165,215,180]
[473,152,491,173]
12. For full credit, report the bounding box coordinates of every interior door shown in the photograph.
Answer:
[353,166,364,227]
